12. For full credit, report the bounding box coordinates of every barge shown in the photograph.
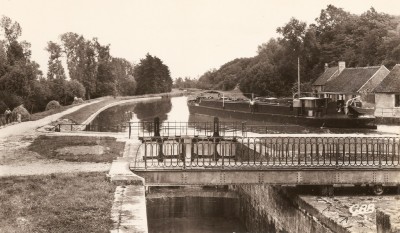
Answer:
[188,96,377,129]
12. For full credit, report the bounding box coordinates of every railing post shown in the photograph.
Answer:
[71,124,73,131]
[213,117,220,137]
[129,122,131,139]
[154,117,160,137]
[144,141,147,170]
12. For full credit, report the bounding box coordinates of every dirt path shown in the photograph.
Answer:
[0,99,103,140]
[0,97,149,177]
[0,162,111,177]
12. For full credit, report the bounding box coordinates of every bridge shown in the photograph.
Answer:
[127,118,400,193]
[57,116,400,193]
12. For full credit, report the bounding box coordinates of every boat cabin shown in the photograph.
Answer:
[294,97,328,117]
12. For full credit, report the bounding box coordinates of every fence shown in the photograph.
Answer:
[56,117,290,138]
[134,136,400,169]
[374,108,400,118]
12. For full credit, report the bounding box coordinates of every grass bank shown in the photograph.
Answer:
[29,135,125,163]
[0,172,115,233]
[29,98,104,122]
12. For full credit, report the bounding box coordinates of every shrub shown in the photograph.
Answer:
[12,105,30,122]
[0,91,23,110]
[65,80,85,104]
[46,100,61,111]
[72,97,84,105]
[0,101,8,114]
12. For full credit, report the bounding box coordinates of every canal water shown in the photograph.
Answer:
[90,96,399,135]
[146,187,246,233]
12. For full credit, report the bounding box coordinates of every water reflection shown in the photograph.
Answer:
[89,97,172,132]
[89,96,398,135]
[134,97,172,122]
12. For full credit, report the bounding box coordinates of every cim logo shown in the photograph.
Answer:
[349,203,375,216]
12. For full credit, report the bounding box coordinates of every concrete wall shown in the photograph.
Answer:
[375,93,400,118]
[233,185,333,233]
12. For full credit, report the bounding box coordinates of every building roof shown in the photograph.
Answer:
[323,66,381,93]
[374,64,400,93]
[313,67,338,86]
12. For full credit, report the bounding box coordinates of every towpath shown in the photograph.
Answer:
[0,96,158,177]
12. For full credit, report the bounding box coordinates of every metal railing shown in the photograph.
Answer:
[374,108,400,117]
[128,117,301,138]
[133,136,400,170]
[56,123,130,132]
[56,117,287,137]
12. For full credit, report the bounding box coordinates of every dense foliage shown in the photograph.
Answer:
[173,77,198,89]
[198,5,400,97]
[134,54,173,95]
[0,16,171,115]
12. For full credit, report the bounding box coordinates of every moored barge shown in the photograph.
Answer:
[188,96,376,129]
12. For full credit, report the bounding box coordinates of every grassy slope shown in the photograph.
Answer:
[0,172,115,233]
[29,98,103,122]
[29,135,125,163]
[61,98,117,124]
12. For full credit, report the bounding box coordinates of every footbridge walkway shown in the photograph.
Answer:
[129,118,400,189]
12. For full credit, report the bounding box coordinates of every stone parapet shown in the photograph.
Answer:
[110,185,148,233]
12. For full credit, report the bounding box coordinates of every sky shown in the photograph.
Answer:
[1,0,400,79]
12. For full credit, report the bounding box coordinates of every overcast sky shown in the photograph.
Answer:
[1,0,400,79]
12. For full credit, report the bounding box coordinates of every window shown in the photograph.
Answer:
[395,94,400,107]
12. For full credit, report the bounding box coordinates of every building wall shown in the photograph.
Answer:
[374,93,400,118]
[313,85,323,92]
[359,66,390,104]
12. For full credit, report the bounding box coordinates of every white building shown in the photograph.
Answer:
[374,64,400,123]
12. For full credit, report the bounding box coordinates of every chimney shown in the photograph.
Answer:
[338,61,346,74]
[324,63,329,72]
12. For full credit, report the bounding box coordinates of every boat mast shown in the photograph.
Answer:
[297,56,300,98]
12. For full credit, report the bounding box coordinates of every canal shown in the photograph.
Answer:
[90,96,399,135]
[95,96,399,232]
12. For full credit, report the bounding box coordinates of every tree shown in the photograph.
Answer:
[134,54,172,95]
[60,32,86,82]
[94,39,116,97]
[277,17,307,53]
[0,16,21,43]
[46,41,66,80]
[112,58,136,95]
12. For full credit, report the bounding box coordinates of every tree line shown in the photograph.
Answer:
[0,16,172,115]
[197,5,400,97]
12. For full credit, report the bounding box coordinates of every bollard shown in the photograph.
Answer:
[213,117,220,137]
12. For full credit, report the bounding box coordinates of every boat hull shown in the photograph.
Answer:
[188,104,377,129]
[348,105,374,116]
